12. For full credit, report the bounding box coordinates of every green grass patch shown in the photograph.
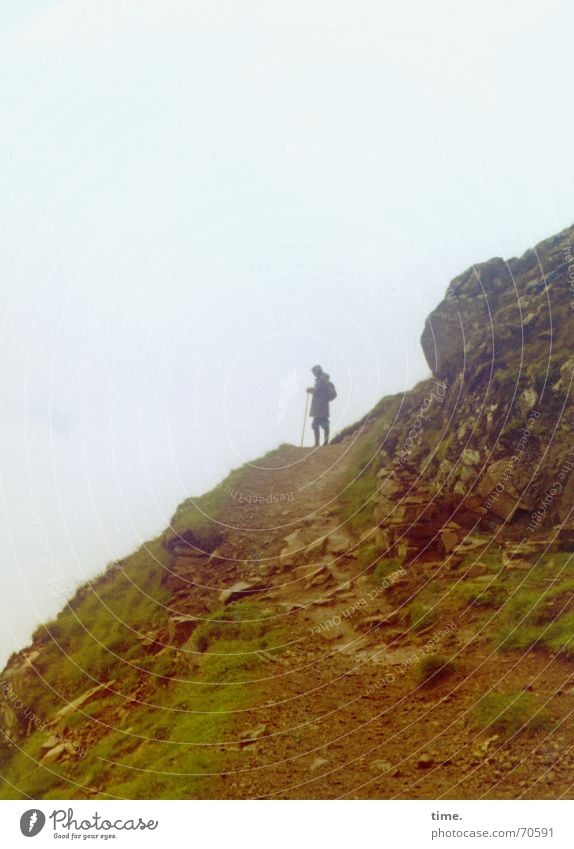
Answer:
[461,551,504,574]
[409,597,438,632]
[435,431,455,462]
[415,654,456,687]
[0,444,298,800]
[372,558,402,585]
[472,692,551,737]
[187,602,268,655]
[13,535,170,724]
[538,552,574,577]
[452,579,507,609]
[337,425,390,538]
[166,466,245,551]
[494,577,574,655]
[354,542,379,572]
[353,542,400,581]
[0,600,286,800]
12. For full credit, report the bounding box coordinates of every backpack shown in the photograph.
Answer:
[325,380,337,401]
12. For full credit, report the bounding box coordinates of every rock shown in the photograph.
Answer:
[282,530,301,550]
[312,597,341,607]
[220,581,266,605]
[304,566,334,589]
[553,528,574,551]
[21,650,41,668]
[279,530,303,562]
[324,580,354,599]
[136,629,165,655]
[167,616,198,644]
[49,681,116,731]
[421,257,509,380]
[440,525,464,554]
[376,470,403,498]
[169,545,211,560]
[310,757,329,772]
[238,724,267,748]
[521,387,538,408]
[458,449,481,484]
[40,735,62,751]
[358,611,400,631]
[537,743,560,765]
[417,753,435,769]
[477,459,531,520]
[295,562,326,579]
[0,685,20,743]
[40,740,78,764]
[324,529,354,556]
[556,357,574,391]
[370,759,392,773]
[165,527,223,556]
[319,624,347,642]
[40,742,67,764]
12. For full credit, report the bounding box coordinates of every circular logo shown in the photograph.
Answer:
[20,810,46,837]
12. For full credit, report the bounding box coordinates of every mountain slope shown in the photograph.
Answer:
[2,224,574,800]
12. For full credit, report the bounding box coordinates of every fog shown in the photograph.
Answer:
[1,0,573,666]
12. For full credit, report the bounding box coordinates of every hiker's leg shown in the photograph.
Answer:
[312,418,320,447]
[323,418,330,445]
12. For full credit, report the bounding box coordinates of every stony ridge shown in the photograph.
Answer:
[2,223,574,799]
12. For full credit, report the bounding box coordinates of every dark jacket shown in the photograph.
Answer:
[309,372,331,418]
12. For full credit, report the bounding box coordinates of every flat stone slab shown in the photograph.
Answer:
[220,581,267,605]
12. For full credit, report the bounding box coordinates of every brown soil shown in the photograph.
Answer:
[173,442,574,799]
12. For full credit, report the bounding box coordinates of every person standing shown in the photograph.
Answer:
[307,365,335,447]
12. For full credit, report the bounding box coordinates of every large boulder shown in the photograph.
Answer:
[477,458,535,520]
[421,258,510,380]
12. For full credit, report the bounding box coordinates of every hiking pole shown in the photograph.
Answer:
[300,392,311,447]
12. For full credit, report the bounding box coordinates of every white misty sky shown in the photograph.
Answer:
[1,0,573,666]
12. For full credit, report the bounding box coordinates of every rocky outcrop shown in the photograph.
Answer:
[421,257,512,381]
[414,223,574,529]
[420,228,572,384]
[372,461,488,563]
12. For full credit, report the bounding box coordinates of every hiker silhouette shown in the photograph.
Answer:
[306,365,336,446]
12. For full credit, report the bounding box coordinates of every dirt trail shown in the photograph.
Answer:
[172,441,574,800]
[216,441,361,556]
